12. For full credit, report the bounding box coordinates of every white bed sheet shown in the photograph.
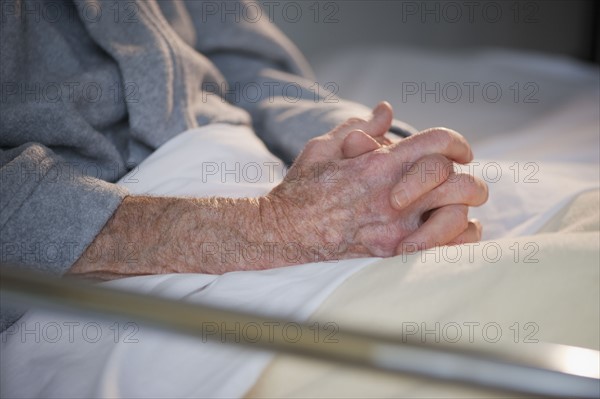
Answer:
[1,48,598,398]
[1,124,379,398]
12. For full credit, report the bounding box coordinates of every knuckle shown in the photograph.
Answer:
[345,117,367,126]
[423,127,470,158]
[464,175,489,205]
[427,154,453,180]
[305,136,323,150]
[456,174,480,203]
[428,153,450,164]
[449,205,469,229]
[427,128,454,149]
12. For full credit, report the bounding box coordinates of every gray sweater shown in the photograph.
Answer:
[0,0,414,330]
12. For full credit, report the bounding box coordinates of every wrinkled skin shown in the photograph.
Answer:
[69,102,489,280]
[267,102,488,259]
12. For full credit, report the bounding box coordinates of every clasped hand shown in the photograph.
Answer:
[266,102,488,259]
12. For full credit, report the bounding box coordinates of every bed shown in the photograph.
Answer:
[1,47,598,398]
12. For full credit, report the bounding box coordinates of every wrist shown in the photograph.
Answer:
[68,194,337,280]
[260,194,342,266]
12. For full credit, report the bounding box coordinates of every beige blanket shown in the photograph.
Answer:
[248,190,600,398]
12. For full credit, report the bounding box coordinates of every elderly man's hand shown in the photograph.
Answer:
[264,102,488,260]
[68,103,487,280]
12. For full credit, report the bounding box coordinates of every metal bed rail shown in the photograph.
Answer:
[1,265,598,398]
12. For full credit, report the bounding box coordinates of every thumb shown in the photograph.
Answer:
[342,129,382,158]
[367,101,394,138]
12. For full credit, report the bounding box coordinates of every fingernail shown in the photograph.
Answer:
[392,188,409,209]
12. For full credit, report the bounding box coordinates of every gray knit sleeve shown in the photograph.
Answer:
[1,144,127,330]
[177,0,417,163]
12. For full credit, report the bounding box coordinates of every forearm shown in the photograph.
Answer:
[68,112,487,281]
[67,196,309,280]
